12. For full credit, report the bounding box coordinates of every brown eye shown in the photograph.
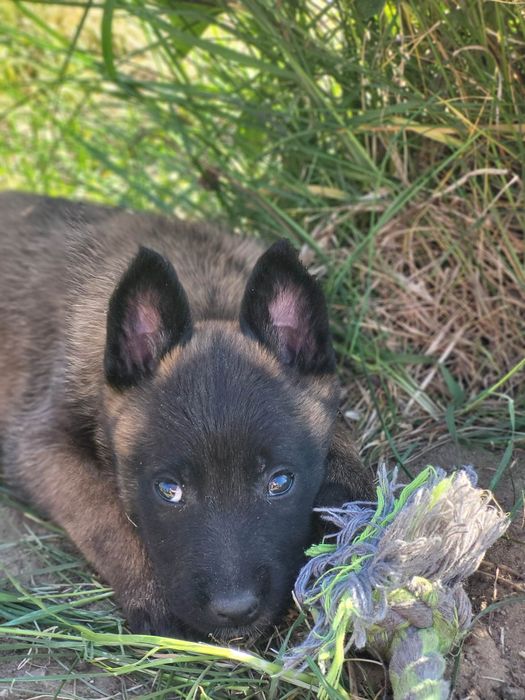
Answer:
[155,480,183,504]
[267,471,294,497]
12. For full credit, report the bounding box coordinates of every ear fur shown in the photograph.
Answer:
[104,247,192,389]
[240,240,335,374]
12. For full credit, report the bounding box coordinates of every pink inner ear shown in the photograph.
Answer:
[268,288,301,330]
[122,294,163,371]
[268,287,310,361]
[133,299,162,337]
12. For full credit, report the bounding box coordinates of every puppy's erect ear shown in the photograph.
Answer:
[240,240,335,374]
[104,247,192,389]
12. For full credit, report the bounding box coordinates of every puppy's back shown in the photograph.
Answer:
[0,192,81,424]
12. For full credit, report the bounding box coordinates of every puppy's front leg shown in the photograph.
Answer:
[5,425,175,635]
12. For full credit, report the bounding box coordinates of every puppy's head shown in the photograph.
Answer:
[102,240,340,640]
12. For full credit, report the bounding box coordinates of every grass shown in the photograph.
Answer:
[0,0,524,697]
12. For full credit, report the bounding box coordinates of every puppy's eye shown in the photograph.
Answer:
[267,471,294,497]
[155,480,183,504]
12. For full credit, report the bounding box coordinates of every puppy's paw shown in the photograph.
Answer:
[126,603,183,638]
[121,580,184,638]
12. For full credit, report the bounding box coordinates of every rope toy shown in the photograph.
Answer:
[286,466,510,699]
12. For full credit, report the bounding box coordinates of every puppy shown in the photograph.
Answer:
[0,192,372,640]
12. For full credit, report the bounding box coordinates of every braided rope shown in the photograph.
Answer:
[286,466,509,700]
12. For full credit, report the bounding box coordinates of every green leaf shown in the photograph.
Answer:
[101,0,117,81]
[489,439,514,492]
[439,364,465,406]
[445,402,458,443]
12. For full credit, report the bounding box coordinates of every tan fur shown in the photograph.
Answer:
[104,390,145,464]
[155,346,185,382]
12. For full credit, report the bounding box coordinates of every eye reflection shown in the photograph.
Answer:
[155,480,183,504]
[267,471,294,497]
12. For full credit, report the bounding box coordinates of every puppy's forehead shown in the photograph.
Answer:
[130,324,326,470]
[109,322,337,477]
[154,326,297,439]
[153,322,337,451]
[156,321,282,381]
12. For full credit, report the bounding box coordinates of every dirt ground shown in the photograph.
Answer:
[0,441,523,699]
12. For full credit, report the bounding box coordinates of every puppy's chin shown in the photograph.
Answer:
[206,620,271,646]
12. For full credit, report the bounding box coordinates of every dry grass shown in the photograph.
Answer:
[362,196,524,400]
[310,178,525,466]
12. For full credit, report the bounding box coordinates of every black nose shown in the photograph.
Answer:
[209,591,260,626]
